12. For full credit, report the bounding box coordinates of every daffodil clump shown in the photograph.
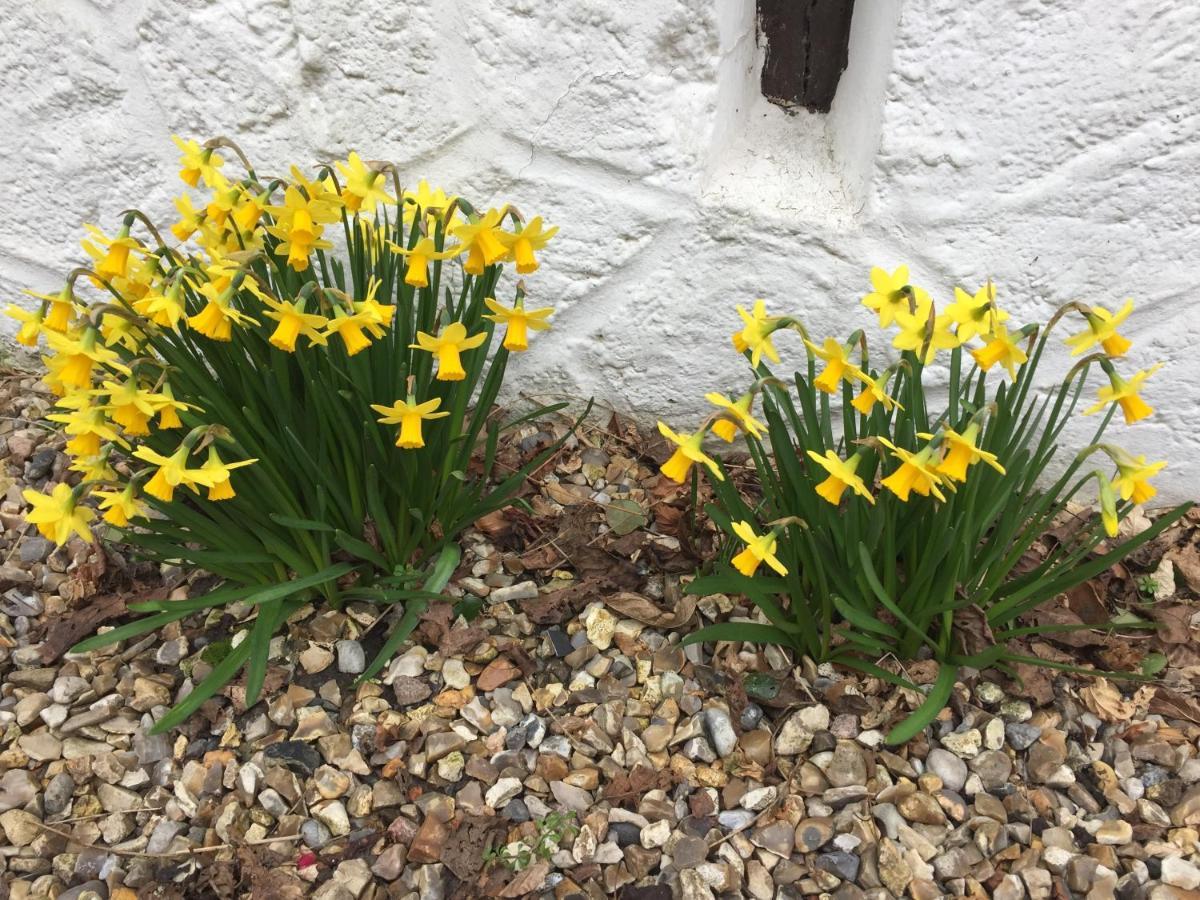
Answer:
[665,267,1189,742]
[11,137,566,731]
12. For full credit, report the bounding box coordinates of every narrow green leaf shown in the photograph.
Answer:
[885,663,958,746]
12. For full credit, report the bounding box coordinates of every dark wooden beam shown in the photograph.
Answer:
[758,0,856,114]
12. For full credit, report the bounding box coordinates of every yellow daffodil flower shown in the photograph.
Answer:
[495,217,558,274]
[42,328,130,391]
[1108,450,1165,504]
[862,265,931,328]
[849,367,901,415]
[6,304,44,346]
[657,422,724,483]
[155,383,189,429]
[22,483,95,546]
[92,228,141,282]
[403,180,457,225]
[450,210,509,276]
[733,300,782,367]
[172,135,224,187]
[94,484,149,527]
[101,377,161,436]
[1098,474,1120,537]
[805,337,857,394]
[186,283,259,341]
[336,152,395,213]
[172,194,206,242]
[410,322,487,381]
[730,520,788,577]
[262,296,329,352]
[371,396,451,449]
[807,450,874,505]
[1085,364,1159,425]
[232,188,268,235]
[199,446,258,501]
[922,423,1005,482]
[24,287,78,333]
[971,321,1028,379]
[99,311,144,353]
[47,400,124,458]
[893,301,959,364]
[133,282,187,329]
[1065,300,1134,358]
[266,185,340,272]
[387,237,464,288]
[324,308,379,356]
[134,444,222,502]
[352,278,395,337]
[878,438,947,502]
[483,298,553,352]
[289,165,343,208]
[201,175,243,230]
[944,282,1009,343]
[69,453,117,482]
[705,391,766,442]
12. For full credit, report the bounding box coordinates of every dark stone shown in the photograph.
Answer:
[263,740,322,776]
[546,627,573,657]
[609,822,642,847]
[740,703,764,730]
[501,798,530,823]
[505,724,528,750]
[621,887,671,900]
[810,731,837,754]
[816,850,861,883]
[26,448,58,481]
[1005,723,1042,751]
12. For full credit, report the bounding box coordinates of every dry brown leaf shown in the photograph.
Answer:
[1149,689,1200,726]
[543,482,591,506]
[603,591,696,628]
[1065,581,1108,625]
[953,605,996,657]
[1168,543,1200,591]
[1151,604,1195,644]
[1079,678,1154,723]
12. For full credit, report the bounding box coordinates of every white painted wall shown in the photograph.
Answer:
[2,0,1198,499]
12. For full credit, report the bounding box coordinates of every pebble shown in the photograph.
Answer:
[703,708,738,758]
[926,748,968,792]
[335,640,365,674]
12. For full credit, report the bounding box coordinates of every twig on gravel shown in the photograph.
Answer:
[33,820,305,859]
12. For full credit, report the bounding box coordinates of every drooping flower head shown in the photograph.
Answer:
[877,438,947,502]
[371,396,451,449]
[335,152,395,213]
[971,321,1028,379]
[730,520,788,577]
[496,217,558,274]
[22,483,95,546]
[705,391,766,442]
[732,300,783,367]
[1065,300,1134,358]
[807,450,875,506]
[927,423,1005,483]
[1084,364,1160,425]
[657,422,724,484]
[410,322,487,381]
[483,298,553,353]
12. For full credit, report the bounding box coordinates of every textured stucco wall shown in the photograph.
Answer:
[2,0,1198,498]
